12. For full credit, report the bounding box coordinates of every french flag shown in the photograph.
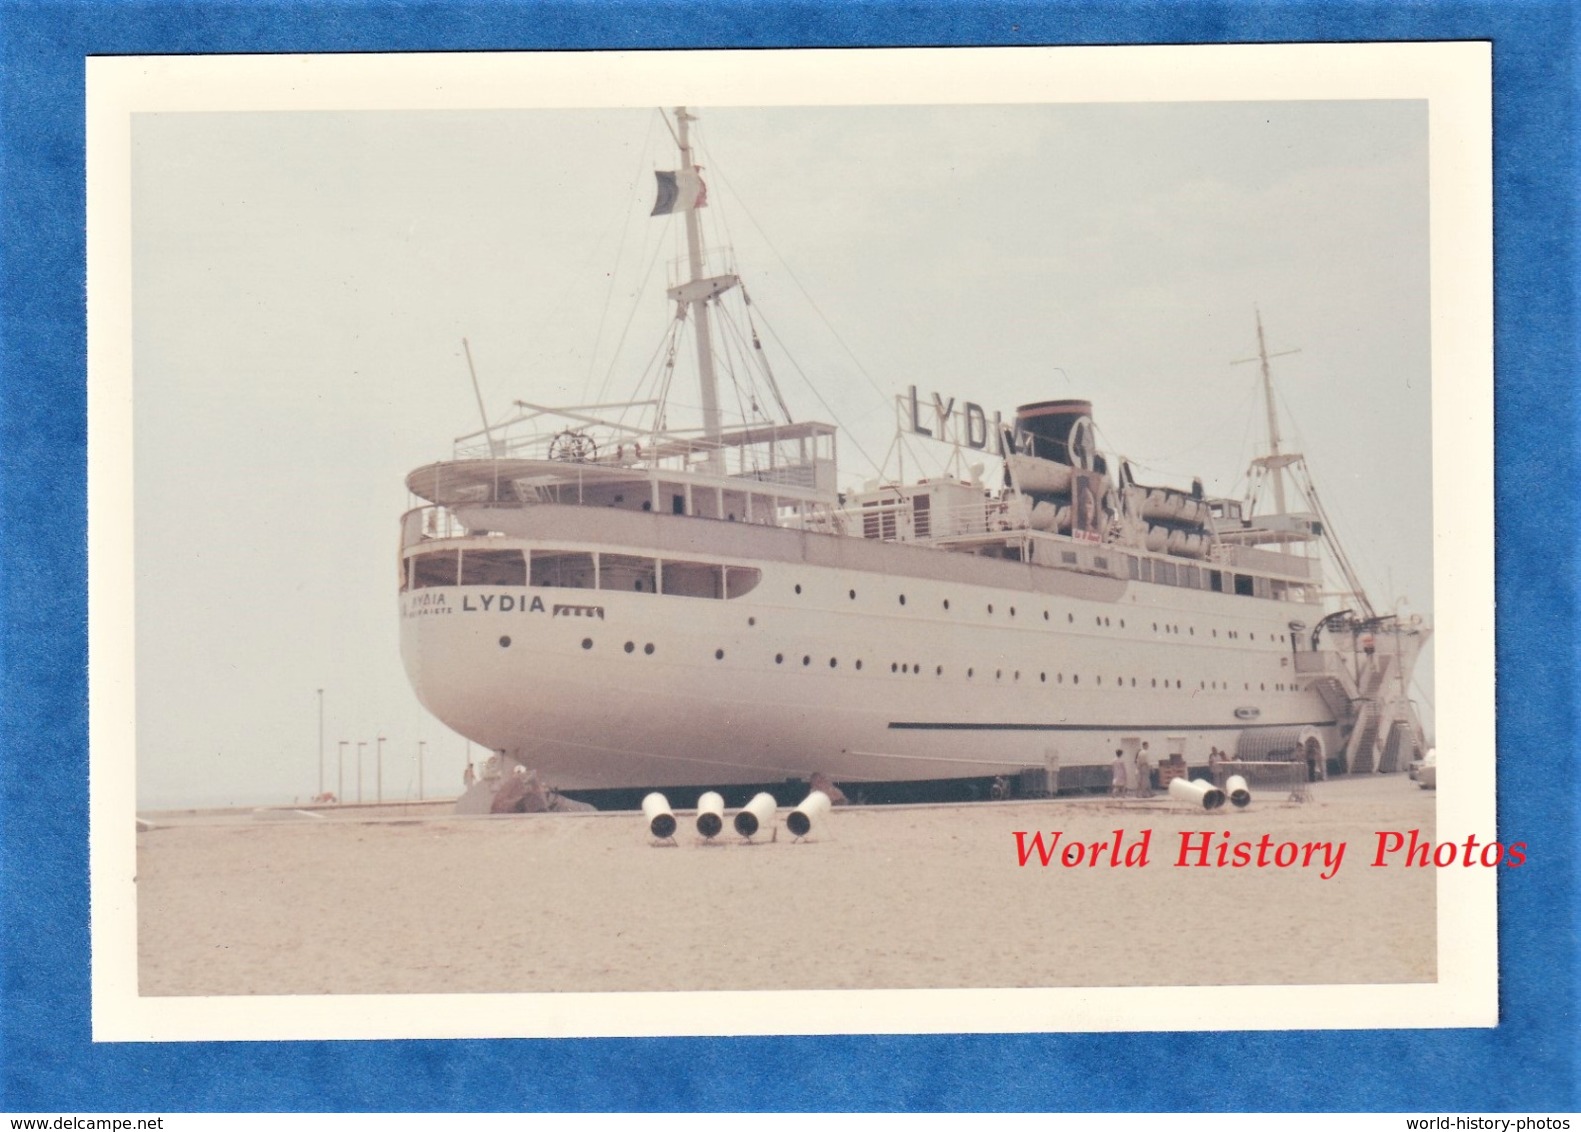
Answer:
[651,166,708,215]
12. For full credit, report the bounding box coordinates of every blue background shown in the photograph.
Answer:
[1,0,1575,1114]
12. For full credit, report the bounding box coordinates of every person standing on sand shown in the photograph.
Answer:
[1110,750,1128,797]
[1134,743,1153,798]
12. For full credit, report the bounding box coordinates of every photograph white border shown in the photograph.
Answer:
[88,43,1494,1041]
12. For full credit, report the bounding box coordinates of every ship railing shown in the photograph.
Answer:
[401,505,475,549]
[453,409,838,493]
[1212,543,1322,581]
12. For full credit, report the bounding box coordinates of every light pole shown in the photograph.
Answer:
[316,688,325,798]
[356,741,366,804]
[337,741,348,804]
[376,735,386,804]
[418,740,427,801]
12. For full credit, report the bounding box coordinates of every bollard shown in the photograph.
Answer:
[1169,777,1226,811]
[641,792,677,839]
[1225,774,1252,809]
[785,790,831,839]
[695,791,725,838]
[733,791,778,839]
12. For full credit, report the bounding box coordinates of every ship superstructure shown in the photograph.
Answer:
[397,108,1430,794]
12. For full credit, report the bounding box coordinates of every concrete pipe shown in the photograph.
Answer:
[1225,774,1252,809]
[785,790,832,839]
[641,792,677,839]
[1169,776,1226,811]
[734,791,778,839]
[695,791,725,839]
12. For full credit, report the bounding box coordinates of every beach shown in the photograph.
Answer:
[136,774,1436,996]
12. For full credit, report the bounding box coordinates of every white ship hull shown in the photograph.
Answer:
[400,506,1349,790]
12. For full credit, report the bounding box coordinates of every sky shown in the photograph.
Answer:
[129,99,1434,809]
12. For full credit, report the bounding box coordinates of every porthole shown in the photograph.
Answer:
[849,589,857,600]
[715,649,725,660]
[581,638,593,650]
[1176,680,1182,689]
[892,662,899,673]
[1120,620,1125,628]
[802,656,811,666]
[967,667,975,678]
[499,636,512,648]
[943,598,951,610]
[936,665,944,676]
[1040,672,1046,682]
[624,641,635,653]
[829,658,838,668]
[1067,613,1074,623]
[748,617,756,627]
[1043,611,1050,621]
[1097,676,1102,685]
[794,584,802,595]
[1073,674,1080,685]
[855,660,863,671]
[1014,671,1021,681]
[987,603,995,614]
[899,594,907,606]
[1010,607,1017,617]
[775,653,784,664]
[996,669,1002,680]
[644,643,655,655]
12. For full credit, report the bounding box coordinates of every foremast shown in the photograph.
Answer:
[667,106,735,475]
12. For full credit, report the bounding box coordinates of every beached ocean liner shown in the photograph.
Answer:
[398,108,1430,796]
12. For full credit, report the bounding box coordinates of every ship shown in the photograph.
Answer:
[397,107,1431,801]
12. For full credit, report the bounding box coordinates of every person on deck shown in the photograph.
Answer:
[1110,750,1128,798]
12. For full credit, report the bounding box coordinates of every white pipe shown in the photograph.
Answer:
[733,791,778,838]
[785,790,832,839]
[695,791,725,838]
[1169,777,1226,811]
[1225,774,1252,809]
[641,792,677,839]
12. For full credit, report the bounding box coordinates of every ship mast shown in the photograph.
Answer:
[1235,306,1300,515]
[674,107,725,474]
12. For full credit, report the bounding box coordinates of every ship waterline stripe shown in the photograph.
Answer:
[887,719,1336,732]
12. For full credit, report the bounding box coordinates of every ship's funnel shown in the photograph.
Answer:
[1225,775,1252,809]
[734,792,778,839]
[785,790,832,839]
[641,792,677,839]
[695,791,725,838]
[1014,399,1098,469]
[1169,777,1227,811]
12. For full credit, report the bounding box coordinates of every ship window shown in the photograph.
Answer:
[530,551,595,589]
[1094,556,1108,571]
[600,554,658,594]
[410,550,460,589]
[1128,557,1140,580]
[1254,576,1272,600]
[1234,574,1254,597]
[661,561,724,599]
[725,568,762,599]
[1060,551,1078,565]
[672,494,685,515]
[1209,570,1224,593]
[861,499,897,541]
[912,494,931,538]
[1185,566,1200,588]
[1160,562,1177,587]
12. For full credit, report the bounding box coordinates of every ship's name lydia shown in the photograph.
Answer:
[403,592,604,619]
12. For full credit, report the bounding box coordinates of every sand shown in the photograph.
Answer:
[135,774,1436,996]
